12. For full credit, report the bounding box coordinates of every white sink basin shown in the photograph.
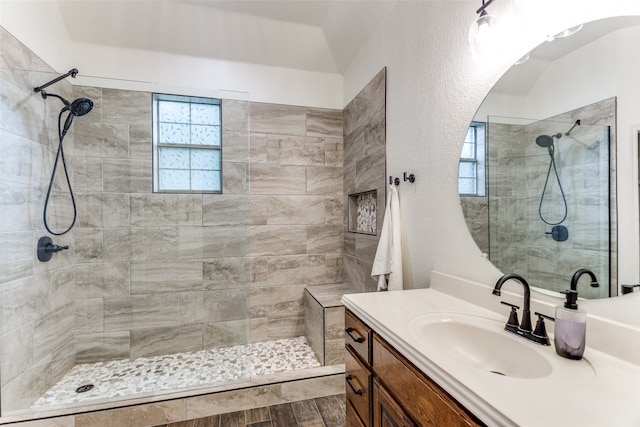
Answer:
[408,313,553,379]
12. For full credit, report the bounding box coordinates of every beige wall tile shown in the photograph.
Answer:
[249,284,306,319]
[222,162,248,194]
[267,255,327,286]
[33,303,74,361]
[1,276,49,335]
[180,289,248,324]
[75,398,187,427]
[222,99,249,132]
[249,225,307,256]
[324,340,345,365]
[1,323,34,386]
[104,294,180,331]
[102,88,151,126]
[73,228,103,262]
[186,385,282,419]
[250,103,306,136]
[203,319,250,348]
[74,122,129,158]
[203,257,251,290]
[307,226,343,254]
[223,131,250,163]
[266,135,325,166]
[306,108,343,138]
[104,227,180,261]
[131,260,203,294]
[267,195,325,225]
[75,331,130,363]
[325,306,345,340]
[129,124,152,159]
[76,193,130,228]
[303,291,324,364]
[130,194,202,226]
[324,196,343,226]
[1,355,52,412]
[130,325,203,358]
[267,315,305,340]
[250,133,267,164]
[103,158,152,193]
[202,194,250,226]
[75,262,130,298]
[201,226,248,258]
[307,166,343,195]
[75,298,104,334]
[325,138,344,167]
[249,164,306,194]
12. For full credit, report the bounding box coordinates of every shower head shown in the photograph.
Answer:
[69,98,93,117]
[41,91,93,137]
[535,133,562,148]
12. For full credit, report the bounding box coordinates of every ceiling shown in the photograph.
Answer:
[55,0,398,75]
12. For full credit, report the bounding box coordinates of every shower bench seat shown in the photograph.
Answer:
[304,283,359,366]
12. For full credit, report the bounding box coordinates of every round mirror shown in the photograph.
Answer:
[460,16,640,299]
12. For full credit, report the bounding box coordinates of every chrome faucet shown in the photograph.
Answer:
[493,273,551,345]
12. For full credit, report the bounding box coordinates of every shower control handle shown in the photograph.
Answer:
[37,236,69,262]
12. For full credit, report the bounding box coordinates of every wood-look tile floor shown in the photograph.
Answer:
[154,394,346,427]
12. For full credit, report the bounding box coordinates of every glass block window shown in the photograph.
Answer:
[459,121,486,196]
[152,93,222,192]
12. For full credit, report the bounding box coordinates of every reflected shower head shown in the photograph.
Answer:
[535,133,562,148]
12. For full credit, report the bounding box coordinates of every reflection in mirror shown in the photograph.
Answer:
[460,16,640,298]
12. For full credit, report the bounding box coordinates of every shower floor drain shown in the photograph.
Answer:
[75,384,94,393]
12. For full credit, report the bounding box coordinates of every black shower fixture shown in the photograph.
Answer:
[35,68,94,236]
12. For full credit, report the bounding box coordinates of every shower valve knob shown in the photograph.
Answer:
[37,236,69,262]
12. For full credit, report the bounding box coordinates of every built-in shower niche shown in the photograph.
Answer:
[348,190,377,235]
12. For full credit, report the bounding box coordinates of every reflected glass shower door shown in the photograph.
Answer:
[487,116,611,298]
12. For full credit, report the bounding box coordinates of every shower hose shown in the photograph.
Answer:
[43,108,77,236]
[538,144,568,225]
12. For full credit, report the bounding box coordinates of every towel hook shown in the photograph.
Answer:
[389,176,400,186]
[403,172,416,183]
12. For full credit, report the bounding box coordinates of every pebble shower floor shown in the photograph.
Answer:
[32,337,321,409]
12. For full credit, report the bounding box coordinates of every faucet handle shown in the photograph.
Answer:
[500,301,520,332]
[531,312,554,346]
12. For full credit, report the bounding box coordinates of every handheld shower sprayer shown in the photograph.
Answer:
[35,69,93,236]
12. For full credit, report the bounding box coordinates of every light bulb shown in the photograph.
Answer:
[468,12,498,58]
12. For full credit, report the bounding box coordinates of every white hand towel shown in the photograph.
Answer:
[371,185,403,291]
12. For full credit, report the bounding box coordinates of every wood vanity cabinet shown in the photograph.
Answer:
[345,309,485,427]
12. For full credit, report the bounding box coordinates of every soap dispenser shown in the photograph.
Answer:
[554,290,586,360]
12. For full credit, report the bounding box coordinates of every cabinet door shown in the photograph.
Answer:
[346,346,372,426]
[373,379,415,427]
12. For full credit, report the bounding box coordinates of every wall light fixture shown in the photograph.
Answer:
[468,0,498,57]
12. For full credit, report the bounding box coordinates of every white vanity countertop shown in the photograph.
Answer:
[342,288,640,427]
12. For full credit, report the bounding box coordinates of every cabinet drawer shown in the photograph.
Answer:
[345,346,372,426]
[345,309,372,365]
[346,399,367,427]
[373,335,483,427]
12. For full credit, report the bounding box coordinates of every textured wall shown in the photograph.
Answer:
[71,89,345,364]
[342,69,387,293]
[0,27,76,413]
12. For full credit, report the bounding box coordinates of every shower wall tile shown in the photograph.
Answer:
[129,124,152,159]
[324,254,344,283]
[75,331,130,363]
[102,158,152,193]
[202,195,251,226]
[104,294,180,331]
[355,149,385,192]
[74,122,129,158]
[179,289,248,324]
[249,225,307,256]
[50,335,75,389]
[307,225,343,254]
[203,319,250,348]
[266,315,305,340]
[266,255,327,286]
[104,227,180,261]
[1,276,49,335]
[363,106,386,156]
[130,260,203,294]
[250,103,306,136]
[201,226,248,258]
[203,257,252,289]
[49,267,75,311]
[249,284,306,319]
[73,228,103,262]
[1,323,34,387]
[75,262,130,299]
[33,302,75,362]
[1,354,53,412]
[266,135,325,166]
[0,231,33,284]
[77,193,130,228]
[223,131,250,163]
[325,138,344,167]
[101,89,151,126]
[324,196,343,226]
[267,195,325,225]
[250,133,267,164]
[222,162,249,194]
[75,298,104,334]
[73,157,103,192]
[306,108,343,137]
[0,27,52,71]
[130,194,202,226]
[307,166,343,195]
[130,325,203,358]
[222,99,249,132]
[249,164,307,194]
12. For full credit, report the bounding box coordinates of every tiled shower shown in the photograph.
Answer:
[0,26,386,417]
